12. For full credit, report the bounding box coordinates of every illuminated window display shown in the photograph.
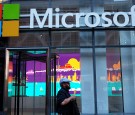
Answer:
[107,49,122,96]
[8,53,81,96]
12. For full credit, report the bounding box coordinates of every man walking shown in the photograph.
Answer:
[56,77,80,115]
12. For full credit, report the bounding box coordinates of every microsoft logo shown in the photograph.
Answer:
[0,4,20,37]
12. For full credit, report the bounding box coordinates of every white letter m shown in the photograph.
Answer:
[30,8,52,28]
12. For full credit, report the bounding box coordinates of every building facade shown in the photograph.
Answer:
[0,0,135,115]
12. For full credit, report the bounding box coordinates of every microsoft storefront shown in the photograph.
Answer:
[0,0,135,115]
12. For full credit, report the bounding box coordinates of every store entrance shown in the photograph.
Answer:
[4,49,57,115]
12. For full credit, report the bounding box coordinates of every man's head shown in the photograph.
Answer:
[60,78,71,90]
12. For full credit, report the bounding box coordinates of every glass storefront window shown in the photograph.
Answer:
[106,48,123,113]
[121,47,135,113]
[95,31,135,46]
[95,48,124,114]
[95,47,135,114]
[2,0,135,114]
[8,32,49,47]
[51,31,92,47]
[95,48,109,114]
[119,31,135,45]
[52,48,82,113]
[80,48,94,114]
[51,31,79,47]
[95,31,120,46]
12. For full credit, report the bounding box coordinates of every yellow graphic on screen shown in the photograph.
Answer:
[56,58,80,82]
[68,58,80,70]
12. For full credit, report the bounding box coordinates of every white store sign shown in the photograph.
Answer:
[30,5,135,28]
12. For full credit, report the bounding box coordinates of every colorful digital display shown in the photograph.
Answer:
[8,51,122,97]
[8,53,81,97]
[56,54,80,96]
[8,52,122,97]
[107,49,122,96]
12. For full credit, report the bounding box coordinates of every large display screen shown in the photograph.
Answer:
[8,51,121,97]
[56,54,80,96]
[107,49,122,96]
[8,53,81,96]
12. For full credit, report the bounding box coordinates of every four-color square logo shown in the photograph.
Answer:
[0,4,20,37]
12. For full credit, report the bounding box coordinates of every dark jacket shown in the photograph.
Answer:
[56,88,80,115]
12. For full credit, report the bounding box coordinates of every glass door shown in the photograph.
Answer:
[4,49,52,115]
[50,54,57,115]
